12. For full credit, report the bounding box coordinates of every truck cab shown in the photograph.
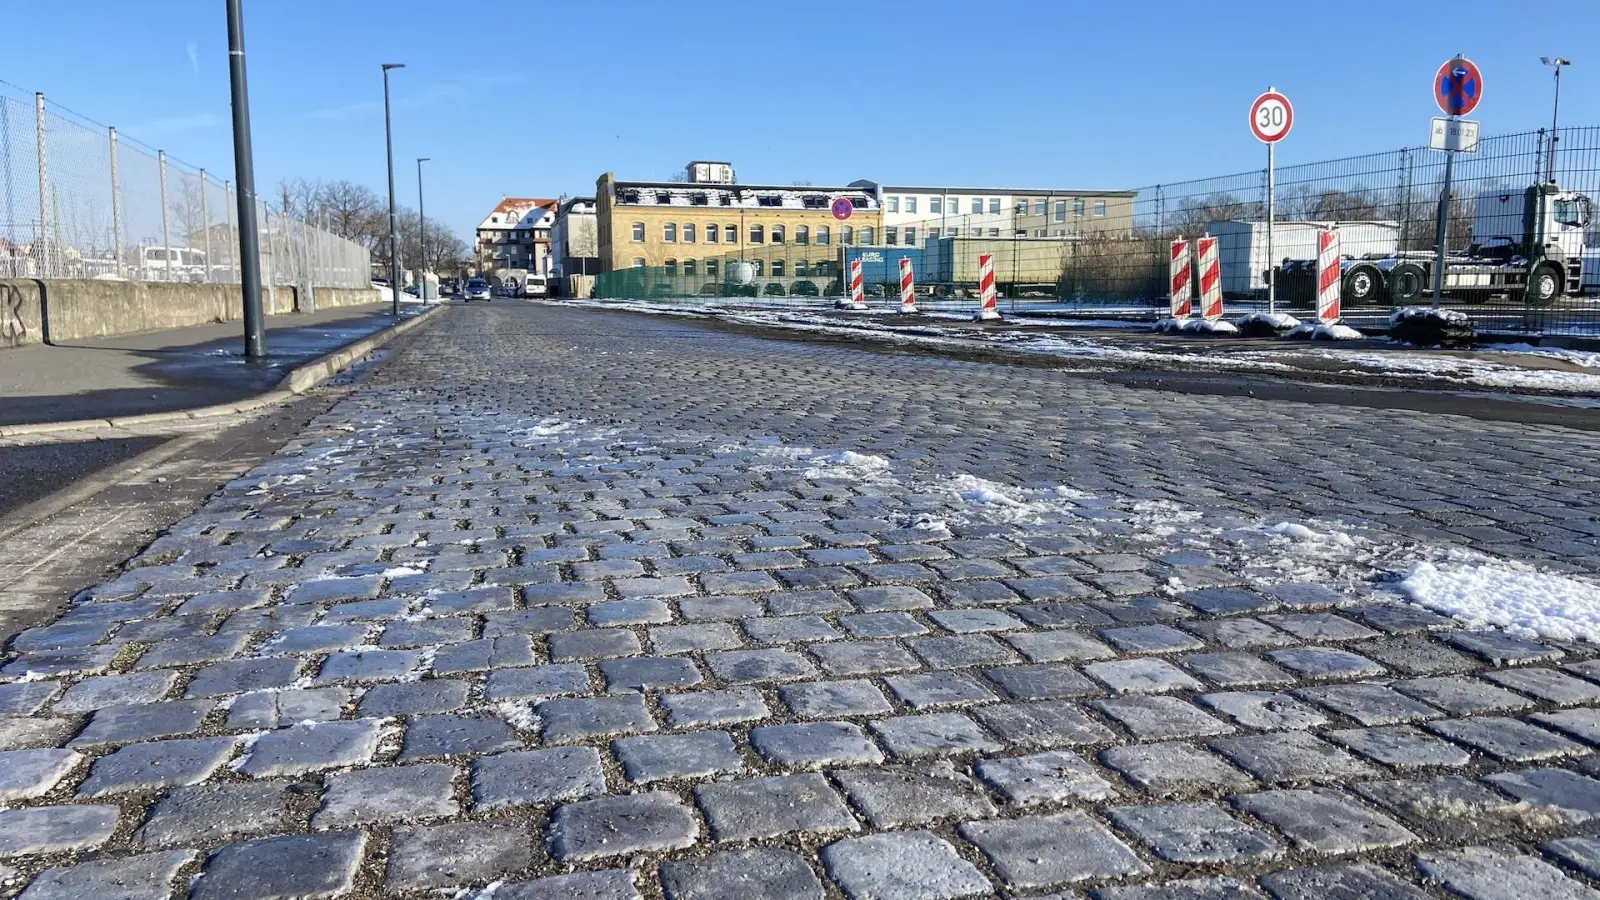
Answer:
[1472,183,1592,296]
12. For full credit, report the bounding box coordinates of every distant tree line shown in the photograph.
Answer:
[276,178,471,275]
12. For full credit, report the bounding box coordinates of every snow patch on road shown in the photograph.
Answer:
[1396,555,1600,642]
[803,451,894,481]
[493,701,541,732]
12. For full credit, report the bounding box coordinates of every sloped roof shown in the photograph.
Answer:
[479,197,559,230]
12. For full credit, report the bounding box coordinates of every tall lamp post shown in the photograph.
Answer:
[381,62,405,315]
[1541,57,1570,182]
[225,0,265,357]
[416,157,430,302]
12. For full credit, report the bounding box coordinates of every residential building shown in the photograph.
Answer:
[552,197,600,283]
[474,197,558,279]
[595,164,881,284]
[848,181,1136,245]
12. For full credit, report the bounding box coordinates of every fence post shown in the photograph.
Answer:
[1397,148,1411,251]
[34,92,48,278]
[225,180,237,282]
[157,150,171,280]
[200,169,211,282]
[109,126,122,276]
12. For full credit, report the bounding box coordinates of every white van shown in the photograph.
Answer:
[140,246,207,282]
[523,275,548,298]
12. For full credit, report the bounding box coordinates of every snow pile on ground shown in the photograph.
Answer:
[1283,349,1600,393]
[1483,343,1600,369]
[800,451,895,482]
[947,475,1028,507]
[1397,555,1600,642]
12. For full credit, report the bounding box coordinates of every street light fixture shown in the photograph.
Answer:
[417,157,430,302]
[381,62,405,315]
[1541,56,1570,182]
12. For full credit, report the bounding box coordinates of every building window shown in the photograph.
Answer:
[841,225,853,245]
[631,222,645,242]
[887,197,899,213]
[620,190,640,203]
[988,198,1001,214]
[1052,201,1064,222]
[706,224,718,244]
[859,226,874,244]
[816,225,830,245]
[945,228,957,237]
[971,198,983,214]
[664,259,677,274]
[771,225,785,243]
[752,259,763,276]
[816,260,831,276]
[692,193,708,205]
[1034,200,1046,216]
[706,259,718,277]
[771,259,785,277]
[655,192,671,204]
[930,197,942,214]
[905,197,917,214]
[988,227,1000,237]
[757,196,781,207]
[684,259,696,276]
[725,224,737,243]
[803,195,827,208]
[719,195,732,206]
[749,225,764,243]
[632,257,646,267]
[795,225,809,245]
[1094,200,1107,217]
[1074,198,1086,217]
[795,259,809,276]
[904,227,917,245]
[885,227,899,246]
[683,223,696,243]
[1034,229,1045,237]
[664,223,677,242]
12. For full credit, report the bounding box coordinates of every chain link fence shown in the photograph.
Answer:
[0,85,370,287]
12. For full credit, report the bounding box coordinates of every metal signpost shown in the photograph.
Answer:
[1430,55,1483,308]
[1250,89,1293,313]
[831,197,855,309]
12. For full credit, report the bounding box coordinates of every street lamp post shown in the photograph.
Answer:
[225,0,266,357]
[1541,57,1570,182]
[381,62,405,315]
[417,157,430,302]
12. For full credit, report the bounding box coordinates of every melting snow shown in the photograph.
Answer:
[1397,557,1600,642]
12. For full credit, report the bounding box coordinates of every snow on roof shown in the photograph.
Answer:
[478,197,559,230]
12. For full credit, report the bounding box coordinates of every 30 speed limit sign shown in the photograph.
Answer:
[1250,91,1293,143]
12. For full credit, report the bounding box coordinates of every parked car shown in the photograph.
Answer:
[463,277,491,302]
[439,278,459,296]
[523,276,548,298]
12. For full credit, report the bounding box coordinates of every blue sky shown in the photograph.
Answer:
[5,0,1595,241]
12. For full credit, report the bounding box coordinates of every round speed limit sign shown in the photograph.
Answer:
[1250,91,1293,143]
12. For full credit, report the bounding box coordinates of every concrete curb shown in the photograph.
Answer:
[0,304,444,439]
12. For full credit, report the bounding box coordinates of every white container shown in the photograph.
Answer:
[726,260,756,285]
[1206,220,1401,294]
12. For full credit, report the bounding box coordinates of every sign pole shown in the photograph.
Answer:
[1267,137,1276,314]
[1431,142,1453,310]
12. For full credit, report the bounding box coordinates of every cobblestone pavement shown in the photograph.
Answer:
[5,304,1600,899]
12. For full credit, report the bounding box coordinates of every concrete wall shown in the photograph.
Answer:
[0,280,382,349]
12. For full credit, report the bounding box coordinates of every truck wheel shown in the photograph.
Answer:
[1528,264,1563,306]
[1342,264,1384,305]
[1388,263,1427,304]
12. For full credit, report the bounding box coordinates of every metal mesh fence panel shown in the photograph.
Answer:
[0,83,371,288]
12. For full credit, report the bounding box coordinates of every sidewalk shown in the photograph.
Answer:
[0,303,426,427]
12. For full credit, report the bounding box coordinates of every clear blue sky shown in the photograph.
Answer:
[5,0,1595,241]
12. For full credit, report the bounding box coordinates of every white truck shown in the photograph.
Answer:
[1275,182,1593,305]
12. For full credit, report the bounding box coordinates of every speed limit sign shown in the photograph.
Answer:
[1250,91,1293,143]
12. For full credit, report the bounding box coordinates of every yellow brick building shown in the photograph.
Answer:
[595,169,882,283]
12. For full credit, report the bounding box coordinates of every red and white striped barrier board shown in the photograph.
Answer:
[1196,236,1223,320]
[1316,229,1341,323]
[1169,239,1192,318]
[837,259,866,309]
[975,254,1001,321]
[898,258,917,314]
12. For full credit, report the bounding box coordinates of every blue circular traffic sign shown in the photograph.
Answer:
[1435,57,1483,116]
[831,197,853,221]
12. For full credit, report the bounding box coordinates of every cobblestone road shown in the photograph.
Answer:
[5,303,1600,899]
